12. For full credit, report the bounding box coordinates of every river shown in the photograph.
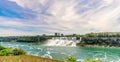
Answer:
[0,41,120,62]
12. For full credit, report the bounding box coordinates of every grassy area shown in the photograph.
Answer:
[0,55,63,62]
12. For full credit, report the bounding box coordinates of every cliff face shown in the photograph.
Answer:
[81,32,120,47]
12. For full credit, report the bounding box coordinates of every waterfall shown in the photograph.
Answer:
[44,37,79,47]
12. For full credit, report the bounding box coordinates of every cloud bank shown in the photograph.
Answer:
[0,0,120,36]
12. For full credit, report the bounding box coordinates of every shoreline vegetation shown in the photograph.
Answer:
[78,32,120,48]
[1,32,120,47]
[0,46,101,62]
[0,46,63,62]
[1,32,120,48]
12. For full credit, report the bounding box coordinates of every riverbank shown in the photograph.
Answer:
[77,43,120,48]
[0,55,63,62]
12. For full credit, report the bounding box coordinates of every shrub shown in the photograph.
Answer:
[83,58,101,62]
[0,46,26,56]
[12,48,26,55]
[0,46,6,50]
[0,48,12,56]
[65,56,77,62]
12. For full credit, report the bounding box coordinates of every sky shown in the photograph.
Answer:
[0,0,120,36]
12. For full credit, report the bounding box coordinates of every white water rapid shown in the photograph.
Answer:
[45,37,80,47]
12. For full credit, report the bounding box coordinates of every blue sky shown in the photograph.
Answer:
[0,0,120,36]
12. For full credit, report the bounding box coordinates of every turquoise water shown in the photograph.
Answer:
[0,42,120,62]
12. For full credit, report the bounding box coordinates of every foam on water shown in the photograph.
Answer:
[42,51,52,58]
[44,37,78,47]
[1,42,120,62]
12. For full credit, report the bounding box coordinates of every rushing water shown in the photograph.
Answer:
[44,37,80,46]
[45,39,76,46]
[0,41,120,62]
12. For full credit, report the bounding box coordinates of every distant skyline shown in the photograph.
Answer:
[0,0,120,36]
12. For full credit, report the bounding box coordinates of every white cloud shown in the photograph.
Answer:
[2,0,120,36]
[0,29,35,36]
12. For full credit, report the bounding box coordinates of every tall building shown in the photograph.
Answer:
[61,33,64,36]
[55,33,58,36]
[57,33,60,36]
[54,33,61,36]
